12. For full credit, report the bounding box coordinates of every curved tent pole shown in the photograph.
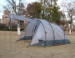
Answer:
[39,21,47,47]
[46,20,55,45]
[49,23,55,45]
[48,20,66,45]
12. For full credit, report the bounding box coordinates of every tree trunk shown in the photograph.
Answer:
[69,16,73,34]
[17,23,21,35]
[69,24,72,34]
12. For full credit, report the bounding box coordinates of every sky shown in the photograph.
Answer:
[0,0,75,19]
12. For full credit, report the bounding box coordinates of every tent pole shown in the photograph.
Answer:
[47,21,55,46]
[39,21,46,47]
[44,28,46,47]
[64,33,66,44]
[9,10,13,49]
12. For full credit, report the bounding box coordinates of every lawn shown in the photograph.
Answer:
[0,31,75,58]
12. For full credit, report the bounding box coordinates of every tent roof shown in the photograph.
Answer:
[8,14,33,22]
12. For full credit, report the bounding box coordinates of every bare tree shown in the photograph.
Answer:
[61,1,75,34]
[3,0,26,35]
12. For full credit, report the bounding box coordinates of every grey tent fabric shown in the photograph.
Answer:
[30,20,70,46]
[25,20,38,36]
[19,19,70,46]
[8,14,33,22]
[8,14,70,46]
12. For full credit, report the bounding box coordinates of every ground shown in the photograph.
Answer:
[0,31,75,58]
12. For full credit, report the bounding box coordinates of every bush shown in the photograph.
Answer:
[0,23,24,31]
[0,23,7,30]
[0,23,17,31]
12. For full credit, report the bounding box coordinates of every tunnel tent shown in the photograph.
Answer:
[18,19,70,46]
[29,20,70,46]
[8,14,70,46]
